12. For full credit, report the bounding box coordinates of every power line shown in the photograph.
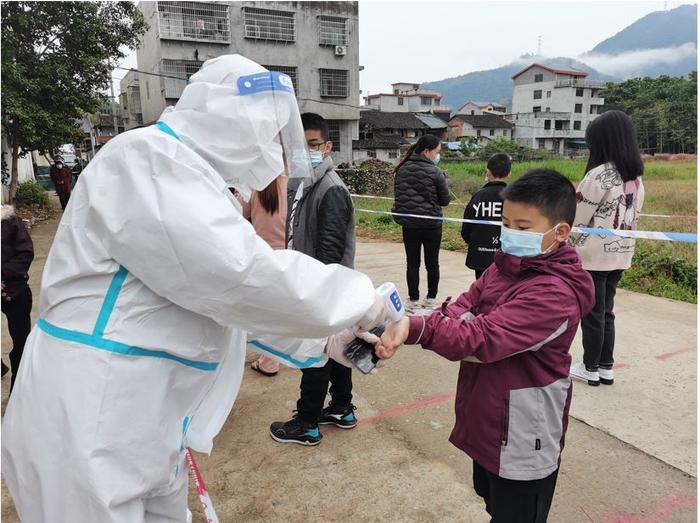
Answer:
[114,66,367,109]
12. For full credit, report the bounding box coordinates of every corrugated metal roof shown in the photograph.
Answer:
[414,113,449,129]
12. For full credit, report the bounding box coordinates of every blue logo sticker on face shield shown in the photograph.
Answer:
[237,71,295,95]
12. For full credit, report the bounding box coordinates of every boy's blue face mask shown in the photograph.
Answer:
[309,151,324,167]
[500,224,560,258]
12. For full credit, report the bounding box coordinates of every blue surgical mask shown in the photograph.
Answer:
[432,153,441,165]
[309,151,324,167]
[500,224,560,258]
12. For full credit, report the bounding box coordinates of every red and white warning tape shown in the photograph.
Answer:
[186,448,220,523]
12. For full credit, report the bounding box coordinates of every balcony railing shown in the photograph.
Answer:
[554,79,606,89]
[158,1,231,44]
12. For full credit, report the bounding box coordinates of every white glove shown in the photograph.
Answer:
[325,329,356,368]
[354,293,390,340]
[325,329,385,375]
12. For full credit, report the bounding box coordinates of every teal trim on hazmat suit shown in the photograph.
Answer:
[2,55,375,522]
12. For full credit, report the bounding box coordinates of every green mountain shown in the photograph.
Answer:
[590,4,696,54]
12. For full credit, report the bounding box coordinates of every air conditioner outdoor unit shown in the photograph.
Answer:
[335,45,347,56]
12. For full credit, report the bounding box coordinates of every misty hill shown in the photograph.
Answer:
[422,57,615,112]
[422,5,697,113]
[590,4,696,54]
[584,4,697,78]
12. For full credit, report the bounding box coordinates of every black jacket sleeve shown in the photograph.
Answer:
[316,186,353,265]
[2,217,34,282]
[461,194,477,244]
[435,170,452,207]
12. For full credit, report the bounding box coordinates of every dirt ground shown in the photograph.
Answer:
[1,198,696,522]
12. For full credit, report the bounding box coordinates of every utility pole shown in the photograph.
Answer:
[109,79,119,137]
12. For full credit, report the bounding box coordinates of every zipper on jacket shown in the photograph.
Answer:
[501,399,509,446]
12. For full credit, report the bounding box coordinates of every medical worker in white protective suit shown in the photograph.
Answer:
[2,55,388,522]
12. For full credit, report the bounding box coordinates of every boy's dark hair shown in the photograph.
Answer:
[486,153,511,178]
[501,169,577,226]
[585,110,643,182]
[301,112,329,141]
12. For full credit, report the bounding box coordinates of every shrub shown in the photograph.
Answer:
[15,180,49,207]
[620,247,697,303]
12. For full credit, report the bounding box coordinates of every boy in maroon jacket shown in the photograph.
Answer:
[378,170,595,522]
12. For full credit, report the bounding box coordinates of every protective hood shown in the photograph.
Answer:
[158,54,313,199]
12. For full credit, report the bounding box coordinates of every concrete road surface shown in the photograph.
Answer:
[2,203,696,522]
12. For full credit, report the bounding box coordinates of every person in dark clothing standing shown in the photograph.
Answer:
[1,205,34,394]
[461,153,511,279]
[49,157,73,210]
[392,134,451,311]
[270,113,358,446]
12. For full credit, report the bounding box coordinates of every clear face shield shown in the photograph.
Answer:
[232,71,313,199]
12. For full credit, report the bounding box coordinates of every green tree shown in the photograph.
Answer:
[1,1,147,202]
[600,73,697,154]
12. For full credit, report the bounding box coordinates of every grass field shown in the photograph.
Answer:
[354,159,697,303]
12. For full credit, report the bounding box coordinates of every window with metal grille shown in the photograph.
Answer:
[326,120,341,152]
[420,96,432,106]
[544,119,551,130]
[367,149,377,158]
[398,97,404,106]
[534,73,543,82]
[574,103,583,113]
[576,88,584,97]
[243,7,295,42]
[161,59,203,99]
[547,91,551,98]
[489,129,495,136]
[534,90,542,99]
[389,150,398,159]
[262,65,298,93]
[533,106,541,113]
[320,69,348,98]
[158,2,230,43]
[573,121,582,130]
[318,16,347,46]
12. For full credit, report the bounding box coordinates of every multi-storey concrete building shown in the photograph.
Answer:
[363,82,451,121]
[119,69,143,130]
[508,63,605,154]
[134,1,360,165]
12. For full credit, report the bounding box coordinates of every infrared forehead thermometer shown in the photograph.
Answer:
[375,282,404,322]
[344,283,405,375]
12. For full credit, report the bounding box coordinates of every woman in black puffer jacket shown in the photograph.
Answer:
[392,134,451,310]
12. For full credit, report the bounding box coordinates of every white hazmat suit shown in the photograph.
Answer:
[2,55,377,522]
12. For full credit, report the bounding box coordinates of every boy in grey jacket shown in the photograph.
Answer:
[270,113,358,445]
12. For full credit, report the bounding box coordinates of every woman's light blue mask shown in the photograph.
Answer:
[500,224,560,258]
[432,153,441,165]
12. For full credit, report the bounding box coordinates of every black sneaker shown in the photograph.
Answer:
[269,415,322,446]
[318,404,358,429]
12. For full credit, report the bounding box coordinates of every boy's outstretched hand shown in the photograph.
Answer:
[376,317,411,359]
